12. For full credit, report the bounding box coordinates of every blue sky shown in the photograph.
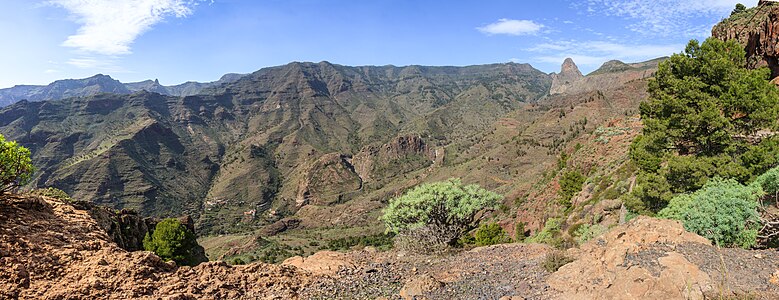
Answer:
[0,0,759,88]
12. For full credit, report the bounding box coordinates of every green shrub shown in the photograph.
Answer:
[732,3,746,16]
[322,233,394,251]
[658,178,761,248]
[0,134,34,193]
[751,165,779,198]
[559,171,586,208]
[231,258,246,265]
[543,250,574,272]
[381,179,502,249]
[474,222,510,246]
[143,218,201,266]
[526,218,562,245]
[573,224,607,244]
[30,187,72,202]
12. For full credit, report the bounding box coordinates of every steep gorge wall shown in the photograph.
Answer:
[713,2,779,78]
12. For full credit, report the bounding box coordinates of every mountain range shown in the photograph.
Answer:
[0,58,660,239]
[0,73,247,107]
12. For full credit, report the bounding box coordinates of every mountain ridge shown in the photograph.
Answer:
[0,73,248,107]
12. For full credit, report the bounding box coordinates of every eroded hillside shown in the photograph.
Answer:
[0,61,553,236]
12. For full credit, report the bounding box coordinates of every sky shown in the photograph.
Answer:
[0,0,760,88]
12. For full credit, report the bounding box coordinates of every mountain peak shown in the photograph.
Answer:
[550,58,584,95]
[560,58,582,78]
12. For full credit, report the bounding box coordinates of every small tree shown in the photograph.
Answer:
[381,179,502,249]
[514,222,527,242]
[559,171,586,208]
[0,134,34,193]
[732,3,747,16]
[143,218,200,266]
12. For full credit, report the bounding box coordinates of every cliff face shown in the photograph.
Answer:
[548,58,661,96]
[550,58,584,95]
[713,2,779,78]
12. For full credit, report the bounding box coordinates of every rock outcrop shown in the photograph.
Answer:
[549,58,661,96]
[0,194,304,299]
[550,58,584,95]
[713,1,779,78]
[352,135,436,183]
[548,217,779,299]
[295,153,362,207]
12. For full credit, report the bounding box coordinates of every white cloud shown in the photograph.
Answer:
[527,40,681,69]
[583,0,759,37]
[477,19,544,36]
[49,0,201,55]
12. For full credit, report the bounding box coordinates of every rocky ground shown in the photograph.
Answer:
[3,194,779,299]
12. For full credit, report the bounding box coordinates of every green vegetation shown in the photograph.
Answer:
[143,218,201,266]
[526,218,562,246]
[629,38,779,214]
[474,222,510,246]
[0,134,34,193]
[543,250,575,272]
[732,3,747,16]
[381,179,502,249]
[321,233,394,251]
[559,171,586,208]
[658,178,761,248]
[572,223,607,244]
[30,187,72,202]
[514,222,527,242]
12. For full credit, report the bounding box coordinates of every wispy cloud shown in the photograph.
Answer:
[527,40,681,69]
[582,0,759,37]
[477,19,544,36]
[49,0,201,55]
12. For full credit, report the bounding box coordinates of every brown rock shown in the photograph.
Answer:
[713,3,779,78]
[547,217,713,300]
[282,251,354,276]
[399,274,444,300]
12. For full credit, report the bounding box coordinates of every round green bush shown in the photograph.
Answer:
[474,222,509,246]
[143,218,200,266]
[658,178,761,248]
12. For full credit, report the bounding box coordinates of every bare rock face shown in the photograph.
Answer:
[548,217,714,299]
[295,153,362,207]
[713,2,779,78]
[282,251,355,276]
[352,135,436,183]
[549,58,660,96]
[550,58,584,95]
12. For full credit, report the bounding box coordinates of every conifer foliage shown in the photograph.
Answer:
[628,38,779,214]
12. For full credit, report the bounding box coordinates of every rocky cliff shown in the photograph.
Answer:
[550,58,584,95]
[713,1,779,78]
[549,58,662,96]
